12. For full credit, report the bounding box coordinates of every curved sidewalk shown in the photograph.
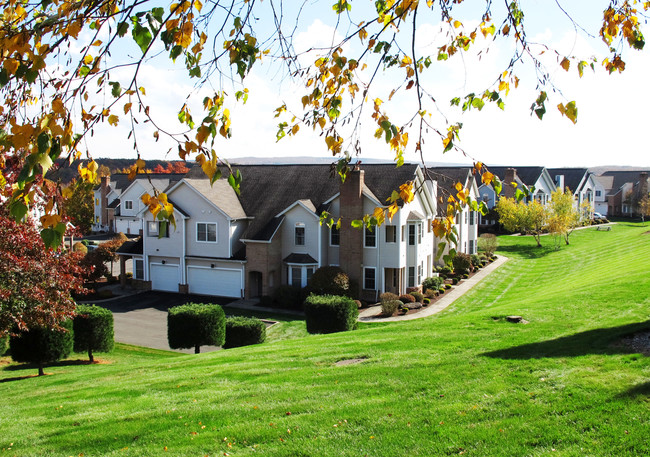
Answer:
[358,255,509,323]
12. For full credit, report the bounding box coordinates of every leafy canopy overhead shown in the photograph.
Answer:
[0,0,646,245]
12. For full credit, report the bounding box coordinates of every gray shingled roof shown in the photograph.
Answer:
[116,238,143,255]
[187,163,421,241]
[182,178,247,219]
[283,253,318,264]
[547,168,588,193]
[601,170,650,195]
[484,166,545,187]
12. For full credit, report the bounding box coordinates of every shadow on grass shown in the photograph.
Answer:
[482,321,650,359]
[497,244,558,259]
[2,358,106,373]
[618,381,650,398]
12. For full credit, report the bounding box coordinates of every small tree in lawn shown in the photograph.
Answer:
[168,304,225,353]
[478,234,499,257]
[10,320,74,376]
[496,197,547,247]
[73,305,114,363]
[638,194,650,225]
[547,187,581,245]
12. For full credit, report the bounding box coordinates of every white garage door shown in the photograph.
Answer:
[187,267,242,298]
[150,264,180,292]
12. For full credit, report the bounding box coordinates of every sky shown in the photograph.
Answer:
[82,0,650,169]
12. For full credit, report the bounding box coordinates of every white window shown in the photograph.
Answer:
[596,190,602,197]
[469,240,475,254]
[197,222,217,242]
[365,227,376,247]
[148,221,169,237]
[417,264,422,285]
[364,267,376,290]
[408,225,416,245]
[417,223,422,243]
[385,225,396,243]
[408,267,415,288]
[125,200,133,210]
[330,226,340,246]
[287,265,317,288]
[134,259,144,279]
[469,211,475,225]
[295,224,305,245]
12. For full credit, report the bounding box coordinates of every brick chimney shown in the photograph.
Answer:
[503,168,517,199]
[339,170,364,297]
[639,172,648,197]
[100,176,110,226]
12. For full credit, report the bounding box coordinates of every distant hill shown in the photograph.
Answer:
[47,159,191,184]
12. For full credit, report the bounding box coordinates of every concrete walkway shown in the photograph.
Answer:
[358,255,509,323]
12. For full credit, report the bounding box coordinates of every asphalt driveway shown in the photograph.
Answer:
[97,291,236,354]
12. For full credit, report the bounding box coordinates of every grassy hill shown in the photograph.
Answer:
[1,223,649,456]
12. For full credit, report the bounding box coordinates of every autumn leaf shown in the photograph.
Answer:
[108,115,119,126]
[560,57,570,71]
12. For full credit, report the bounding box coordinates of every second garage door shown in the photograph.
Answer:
[187,267,242,298]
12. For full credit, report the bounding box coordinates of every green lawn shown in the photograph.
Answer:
[2,223,649,456]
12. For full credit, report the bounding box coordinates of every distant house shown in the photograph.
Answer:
[599,170,650,217]
[547,168,598,217]
[116,163,477,300]
[92,174,130,233]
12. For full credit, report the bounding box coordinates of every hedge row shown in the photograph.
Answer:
[304,294,358,334]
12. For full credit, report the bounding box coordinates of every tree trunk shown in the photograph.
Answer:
[88,348,94,363]
[38,363,44,376]
[194,344,200,354]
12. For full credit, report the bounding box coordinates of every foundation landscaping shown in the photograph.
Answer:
[1,222,649,456]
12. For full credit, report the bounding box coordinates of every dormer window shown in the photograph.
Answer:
[125,200,133,210]
[197,222,217,242]
[295,224,305,245]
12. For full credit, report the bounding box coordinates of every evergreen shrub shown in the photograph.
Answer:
[10,320,73,376]
[304,295,358,334]
[224,317,266,349]
[168,303,225,353]
[73,305,114,362]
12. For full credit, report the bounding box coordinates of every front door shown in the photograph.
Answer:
[384,268,400,294]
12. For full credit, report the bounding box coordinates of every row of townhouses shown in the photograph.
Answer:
[94,164,481,301]
[92,163,648,300]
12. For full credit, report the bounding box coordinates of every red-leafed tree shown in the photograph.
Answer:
[0,206,86,337]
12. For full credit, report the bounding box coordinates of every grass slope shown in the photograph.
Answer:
[1,223,649,456]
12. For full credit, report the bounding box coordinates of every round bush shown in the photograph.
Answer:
[73,241,88,254]
[398,294,415,304]
[304,294,358,334]
[439,266,453,278]
[470,254,481,268]
[168,303,225,353]
[422,276,444,291]
[308,266,352,297]
[445,284,452,290]
[381,300,402,317]
[410,291,424,303]
[379,292,399,303]
[452,252,472,274]
[438,287,446,293]
[10,320,73,376]
[224,317,266,349]
[73,305,114,362]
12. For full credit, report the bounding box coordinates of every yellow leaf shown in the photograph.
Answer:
[108,115,119,126]
[291,124,300,135]
[482,171,494,185]
[453,20,462,28]
[83,55,93,65]
[318,117,326,129]
[52,98,65,114]
[124,103,132,114]
[136,158,146,170]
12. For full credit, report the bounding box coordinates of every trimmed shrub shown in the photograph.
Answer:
[438,287,446,293]
[445,284,452,290]
[379,292,399,303]
[424,289,437,298]
[304,295,358,334]
[224,317,266,349]
[398,294,415,303]
[439,266,453,278]
[308,266,352,297]
[410,291,424,303]
[462,273,469,279]
[10,320,73,376]
[168,303,225,353]
[73,305,114,362]
[381,300,402,317]
[422,276,444,291]
[272,285,304,310]
[452,277,459,285]
[470,254,482,268]
[452,252,472,274]
[423,298,431,305]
